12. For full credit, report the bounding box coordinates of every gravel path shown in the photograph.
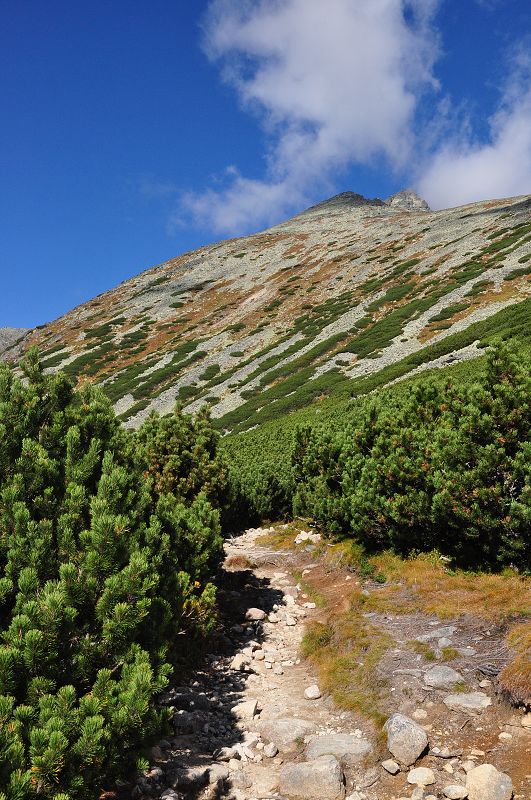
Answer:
[129,526,530,800]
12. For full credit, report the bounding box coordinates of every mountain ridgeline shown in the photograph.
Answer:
[7,190,530,433]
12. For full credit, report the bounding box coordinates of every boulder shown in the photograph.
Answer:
[279,755,345,800]
[384,713,429,766]
[306,734,372,765]
[466,764,513,800]
[256,718,315,752]
[443,692,492,714]
[424,665,464,689]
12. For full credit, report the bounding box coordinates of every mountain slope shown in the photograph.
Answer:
[13,191,531,431]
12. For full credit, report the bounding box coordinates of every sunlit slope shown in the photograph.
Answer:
[17,192,531,431]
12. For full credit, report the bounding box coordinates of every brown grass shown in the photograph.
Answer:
[498,621,531,706]
[366,550,530,622]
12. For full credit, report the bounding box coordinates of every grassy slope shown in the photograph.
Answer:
[221,297,531,475]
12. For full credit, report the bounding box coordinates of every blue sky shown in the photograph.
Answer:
[1,0,530,328]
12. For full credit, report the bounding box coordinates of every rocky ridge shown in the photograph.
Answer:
[129,526,530,800]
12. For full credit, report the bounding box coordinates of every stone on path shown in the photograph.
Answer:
[245,607,266,621]
[263,742,278,758]
[443,692,492,714]
[306,733,372,765]
[256,718,315,752]
[384,713,429,766]
[304,684,322,700]
[279,755,345,800]
[407,766,435,786]
[230,653,251,671]
[285,614,296,626]
[424,665,464,689]
[207,763,229,784]
[233,698,258,719]
[443,786,468,799]
[381,758,400,774]
[466,764,513,800]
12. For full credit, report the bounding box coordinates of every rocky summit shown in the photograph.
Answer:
[7,191,530,431]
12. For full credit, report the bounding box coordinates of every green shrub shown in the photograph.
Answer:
[0,350,224,798]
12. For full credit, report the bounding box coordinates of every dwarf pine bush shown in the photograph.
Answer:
[292,344,530,569]
[0,349,223,799]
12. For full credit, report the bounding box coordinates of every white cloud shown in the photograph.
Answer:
[180,0,439,234]
[417,52,531,209]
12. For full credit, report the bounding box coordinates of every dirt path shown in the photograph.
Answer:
[132,526,530,800]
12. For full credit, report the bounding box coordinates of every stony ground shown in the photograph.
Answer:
[131,526,530,800]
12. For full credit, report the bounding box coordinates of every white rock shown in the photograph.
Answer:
[285,615,296,626]
[498,732,512,740]
[412,708,428,720]
[253,649,265,660]
[381,759,400,774]
[263,742,278,758]
[407,766,435,786]
[230,654,251,671]
[521,713,531,728]
[245,607,266,621]
[304,684,322,700]
[466,764,513,800]
[233,698,258,720]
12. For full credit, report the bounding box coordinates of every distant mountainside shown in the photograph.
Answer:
[9,190,531,431]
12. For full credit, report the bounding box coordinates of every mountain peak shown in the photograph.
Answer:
[304,191,385,213]
[385,188,431,212]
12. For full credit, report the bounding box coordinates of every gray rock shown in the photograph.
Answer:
[416,626,456,642]
[466,764,513,800]
[215,745,240,761]
[256,718,315,752]
[230,771,253,790]
[304,684,322,700]
[443,692,492,714]
[306,734,372,765]
[424,665,465,689]
[386,189,431,212]
[443,786,468,799]
[384,713,429,766]
[207,763,229,784]
[279,755,345,800]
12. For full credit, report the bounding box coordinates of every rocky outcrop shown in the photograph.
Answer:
[386,188,431,211]
[0,327,28,359]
